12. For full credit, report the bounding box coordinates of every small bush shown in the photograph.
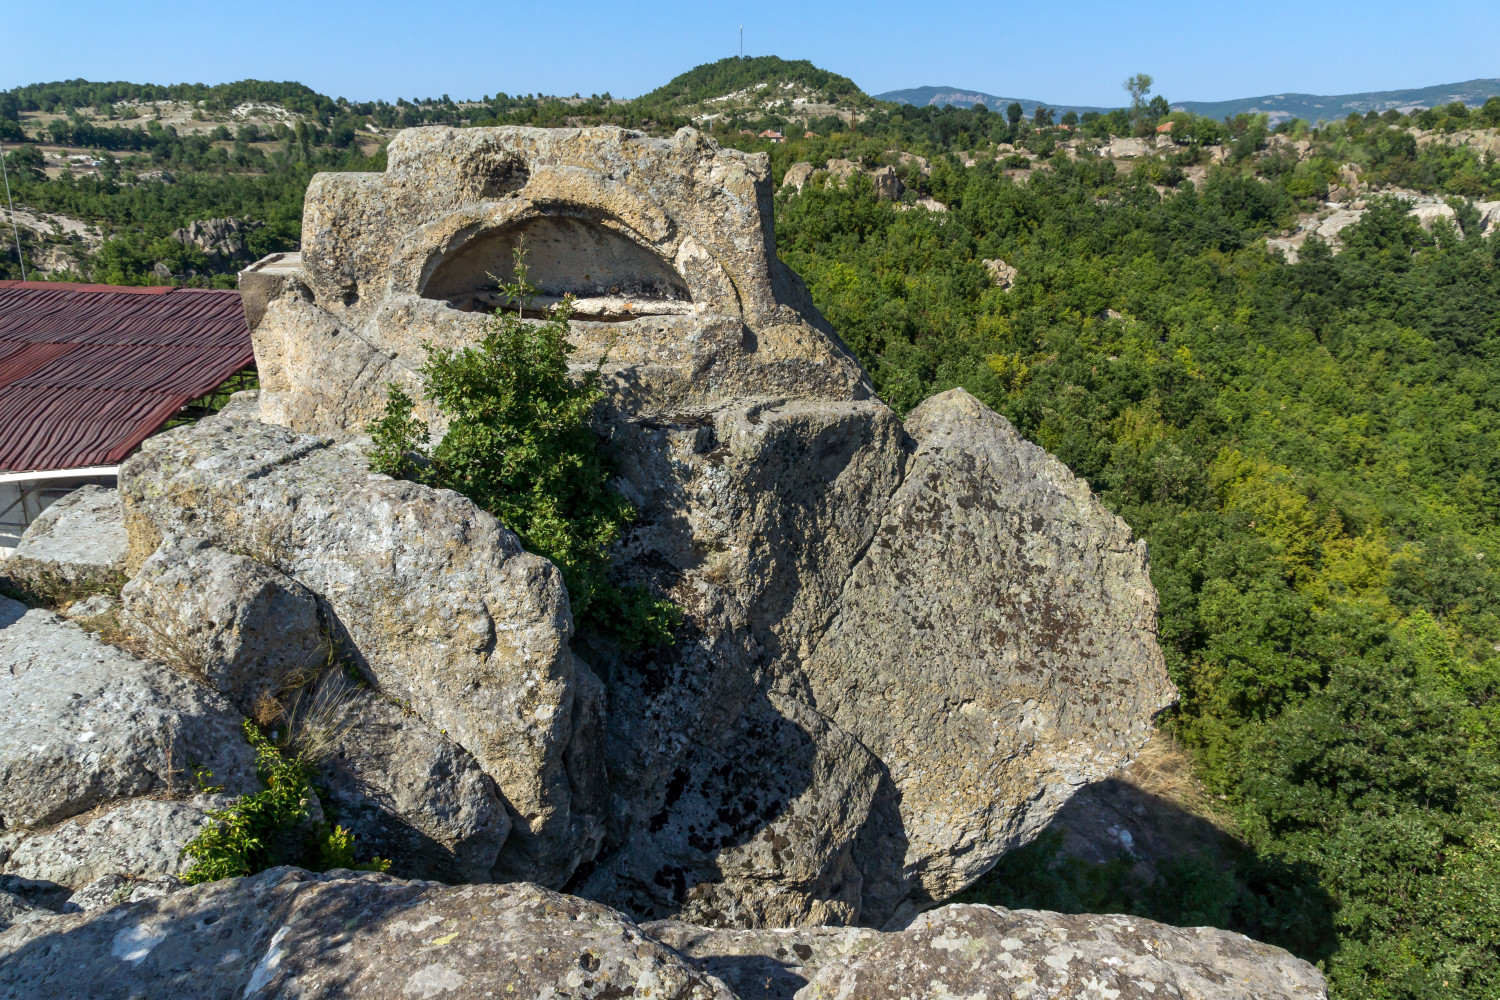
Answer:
[368,247,680,649]
[180,719,388,883]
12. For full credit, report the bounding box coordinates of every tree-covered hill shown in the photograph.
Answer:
[776,160,1500,1000]
[634,55,870,112]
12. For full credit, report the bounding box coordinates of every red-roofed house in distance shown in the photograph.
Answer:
[0,281,254,549]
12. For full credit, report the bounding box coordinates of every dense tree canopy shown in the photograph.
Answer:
[777,159,1500,1000]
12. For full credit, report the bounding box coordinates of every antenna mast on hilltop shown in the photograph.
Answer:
[739,26,743,58]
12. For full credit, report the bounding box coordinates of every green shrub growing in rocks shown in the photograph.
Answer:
[367,248,680,649]
[180,719,388,883]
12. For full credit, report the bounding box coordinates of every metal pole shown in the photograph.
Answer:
[740,26,743,58]
[0,138,26,281]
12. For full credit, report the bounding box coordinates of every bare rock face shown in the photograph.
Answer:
[0,868,736,1000]
[803,389,1174,909]
[0,597,256,832]
[867,165,904,201]
[797,903,1327,1000]
[2,485,126,598]
[783,161,815,190]
[0,795,231,889]
[982,257,1018,289]
[117,416,600,886]
[316,678,513,884]
[121,535,327,714]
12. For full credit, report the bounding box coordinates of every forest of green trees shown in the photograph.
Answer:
[3,60,1500,998]
[776,160,1500,1000]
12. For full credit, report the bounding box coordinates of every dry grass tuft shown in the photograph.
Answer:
[252,690,287,729]
[1121,728,1233,829]
[279,673,359,764]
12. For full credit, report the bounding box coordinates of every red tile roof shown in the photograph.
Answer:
[0,281,253,472]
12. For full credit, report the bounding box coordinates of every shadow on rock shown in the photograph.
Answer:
[958,777,1339,967]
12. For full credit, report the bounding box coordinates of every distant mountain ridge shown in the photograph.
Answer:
[877,79,1500,123]
[875,87,1109,118]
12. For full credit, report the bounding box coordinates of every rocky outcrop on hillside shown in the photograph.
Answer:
[0,124,1316,994]
[169,217,262,267]
[781,158,905,200]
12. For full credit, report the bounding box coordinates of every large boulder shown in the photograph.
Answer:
[2,485,126,601]
[802,389,1175,910]
[252,125,871,435]
[797,903,1327,1000]
[782,161,815,191]
[0,597,256,831]
[0,868,737,1000]
[121,535,327,713]
[117,417,602,885]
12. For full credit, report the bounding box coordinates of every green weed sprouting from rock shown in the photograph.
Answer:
[367,246,680,649]
[180,719,388,884]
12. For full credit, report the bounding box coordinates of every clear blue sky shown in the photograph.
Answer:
[9,1,1500,106]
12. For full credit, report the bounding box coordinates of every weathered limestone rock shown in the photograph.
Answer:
[982,257,1018,289]
[803,389,1174,908]
[117,417,601,885]
[783,161,815,190]
[577,691,894,928]
[60,593,117,621]
[0,876,70,931]
[64,874,183,914]
[645,920,880,1000]
[0,795,231,889]
[573,400,908,924]
[798,903,1327,1000]
[316,678,512,883]
[1410,201,1458,231]
[1101,136,1153,158]
[0,597,256,831]
[121,535,326,713]
[2,485,126,598]
[868,165,903,201]
[0,868,736,1000]
[252,126,870,435]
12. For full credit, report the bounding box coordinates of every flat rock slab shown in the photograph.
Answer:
[3,485,127,598]
[0,597,256,830]
[0,868,736,1000]
[798,903,1327,1000]
[0,795,231,889]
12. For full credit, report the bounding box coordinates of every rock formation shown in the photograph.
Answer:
[191,124,1172,926]
[0,123,1326,997]
[799,903,1327,1000]
[0,597,257,835]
